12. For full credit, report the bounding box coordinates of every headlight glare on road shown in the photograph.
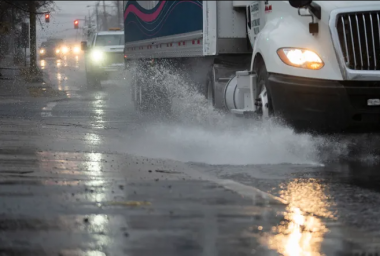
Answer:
[277,48,324,70]
[91,50,103,62]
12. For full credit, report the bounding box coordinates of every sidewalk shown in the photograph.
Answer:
[0,55,65,100]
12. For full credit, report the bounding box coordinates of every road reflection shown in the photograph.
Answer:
[261,179,335,256]
[265,206,328,256]
[34,151,111,254]
[85,152,102,173]
[279,179,336,219]
[59,250,106,256]
[63,55,68,67]
[91,95,106,129]
[40,59,45,69]
[57,72,63,91]
[75,55,79,68]
[85,133,101,145]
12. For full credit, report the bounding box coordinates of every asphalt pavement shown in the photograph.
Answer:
[0,54,380,255]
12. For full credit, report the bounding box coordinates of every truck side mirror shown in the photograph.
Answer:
[289,0,312,8]
[81,41,88,51]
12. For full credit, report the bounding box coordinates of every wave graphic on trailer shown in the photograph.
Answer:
[126,1,200,32]
[124,0,203,42]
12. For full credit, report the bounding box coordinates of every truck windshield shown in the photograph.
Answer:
[95,35,124,46]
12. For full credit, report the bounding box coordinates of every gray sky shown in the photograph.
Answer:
[37,1,98,45]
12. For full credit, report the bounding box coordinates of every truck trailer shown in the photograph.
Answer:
[123,0,380,132]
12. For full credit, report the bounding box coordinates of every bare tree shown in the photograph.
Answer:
[113,0,123,28]
[0,1,54,61]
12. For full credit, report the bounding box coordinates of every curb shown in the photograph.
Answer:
[218,179,288,205]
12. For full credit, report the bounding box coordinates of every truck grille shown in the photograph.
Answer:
[104,52,124,65]
[337,11,380,70]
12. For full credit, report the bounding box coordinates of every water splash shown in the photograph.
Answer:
[122,63,379,166]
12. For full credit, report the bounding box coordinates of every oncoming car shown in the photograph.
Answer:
[81,29,124,87]
[39,40,64,59]
[59,43,81,56]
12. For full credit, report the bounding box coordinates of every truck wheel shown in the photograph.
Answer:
[256,62,274,118]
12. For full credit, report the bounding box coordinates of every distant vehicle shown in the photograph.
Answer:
[59,42,81,56]
[81,28,124,87]
[70,43,81,55]
[39,39,65,59]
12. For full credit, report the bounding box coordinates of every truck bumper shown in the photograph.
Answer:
[267,73,380,133]
[92,64,124,80]
[102,64,124,72]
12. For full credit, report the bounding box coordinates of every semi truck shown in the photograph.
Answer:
[123,0,380,132]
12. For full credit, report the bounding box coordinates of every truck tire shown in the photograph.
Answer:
[255,62,274,117]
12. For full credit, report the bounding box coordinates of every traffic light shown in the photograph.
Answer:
[74,19,79,29]
[45,13,50,23]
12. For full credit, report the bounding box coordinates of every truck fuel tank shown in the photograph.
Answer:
[224,71,257,113]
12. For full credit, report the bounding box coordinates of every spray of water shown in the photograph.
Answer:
[120,62,379,166]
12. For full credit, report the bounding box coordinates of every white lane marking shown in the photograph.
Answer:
[183,165,287,205]
[41,102,57,117]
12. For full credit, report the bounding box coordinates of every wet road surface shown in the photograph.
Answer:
[1,55,380,255]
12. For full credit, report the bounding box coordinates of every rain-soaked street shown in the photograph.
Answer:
[1,54,380,256]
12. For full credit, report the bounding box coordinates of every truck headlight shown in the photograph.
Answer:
[277,48,324,70]
[91,50,103,62]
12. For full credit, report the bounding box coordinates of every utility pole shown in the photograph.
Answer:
[29,1,37,74]
[102,0,108,30]
[117,1,121,27]
[96,3,99,29]
[88,9,91,27]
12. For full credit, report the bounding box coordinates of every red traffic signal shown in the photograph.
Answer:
[45,13,50,23]
[74,19,79,29]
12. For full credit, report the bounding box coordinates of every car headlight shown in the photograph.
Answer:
[40,49,45,54]
[91,50,103,62]
[56,49,60,54]
[61,46,69,54]
[277,48,324,70]
[73,46,80,53]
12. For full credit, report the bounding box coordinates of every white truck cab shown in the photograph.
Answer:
[124,0,380,133]
[81,28,124,87]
